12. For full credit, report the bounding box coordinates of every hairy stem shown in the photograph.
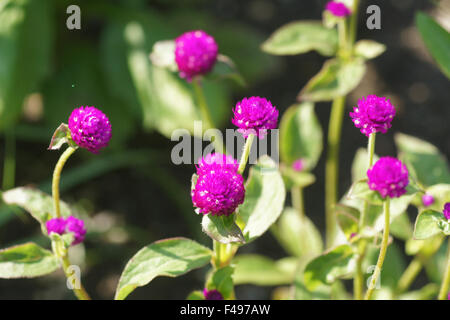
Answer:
[52,147,77,218]
[62,256,91,300]
[365,198,390,300]
[238,134,255,175]
[291,186,305,219]
[396,257,423,295]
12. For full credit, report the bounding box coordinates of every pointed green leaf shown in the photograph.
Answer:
[201,214,245,244]
[0,242,59,278]
[335,204,360,239]
[414,210,449,240]
[206,266,234,299]
[115,237,212,300]
[2,187,71,225]
[298,58,366,102]
[280,166,316,189]
[416,12,450,79]
[261,21,338,56]
[354,40,386,60]
[279,102,323,170]
[239,156,286,242]
[303,244,357,291]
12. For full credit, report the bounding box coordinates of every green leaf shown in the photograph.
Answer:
[232,254,297,286]
[414,210,449,240]
[209,54,246,86]
[416,12,450,79]
[238,156,286,242]
[298,58,366,102]
[115,237,212,300]
[280,166,316,189]
[0,242,59,278]
[149,39,177,71]
[303,244,356,291]
[187,290,205,300]
[279,103,323,170]
[0,0,53,129]
[47,123,77,151]
[351,148,379,182]
[347,179,383,205]
[354,40,386,60]
[398,283,439,300]
[271,207,323,257]
[390,212,413,241]
[395,133,450,186]
[261,21,338,56]
[201,214,245,244]
[335,204,360,239]
[206,266,234,299]
[2,187,71,225]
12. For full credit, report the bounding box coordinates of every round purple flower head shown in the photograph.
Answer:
[232,96,279,139]
[422,194,435,207]
[203,288,223,300]
[443,203,450,220]
[292,158,305,172]
[350,95,396,137]
[68,106,112,153]
[192,167,245,217]
[367,157,409,198]
[66,216,87,245]
[46,218,67,235]
[46,216,86,245]
[326,1,352,17]
[175,30,218,81]
[196,153,239,176]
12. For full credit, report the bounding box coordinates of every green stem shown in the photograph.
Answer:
[349,0,361,46]
[396,257,423,295]
[291,186,304,219]
[52,147,77,218]
[62,256,91,300]
[365,198,390,300]
[2,129,16,190]
[325,96,346,247]
[238,134,255,175]
[438,238,450,300]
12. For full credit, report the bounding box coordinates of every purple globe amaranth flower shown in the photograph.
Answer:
[191,167,245,217]
[68,106,112,153]
[66,216,87,245]
[325,1,352,17]
[350,95,396,137]
[292,158,305,172]
[422,194,435,207]
[443,203,450,220]
[232,96,279,139]
[367,157,409,198]
[196,153,239,176]
[175,30,218,81]
[203,288,223,300]
[46,218,67,235]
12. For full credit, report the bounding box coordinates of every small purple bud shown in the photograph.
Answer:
[292,159,305,172]
[203,288,223,300]
[66,216,87,245]
[350,232,357,239]
[443,203,450,220]
[232,96,279,139]
[325,1,352,17]
[46,218,67,235]
[421,194,435,207]
[367,157,409,199]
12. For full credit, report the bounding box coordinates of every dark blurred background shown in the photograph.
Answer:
[0,0,449,299]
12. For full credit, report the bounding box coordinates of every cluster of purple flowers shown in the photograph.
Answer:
[367,157,409,198]
[46,216,87,245]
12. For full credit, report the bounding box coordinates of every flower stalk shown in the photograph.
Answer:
[438,238,450,300]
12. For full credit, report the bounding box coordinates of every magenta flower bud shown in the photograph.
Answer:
[65,216,87,245]
[422,194,435,207]
[325,1,352,17]
[292,158,305,172]
[367,157,409,199]
[191,167,245,217]
[68,106,112,153]
[350,95,396,137]
[174,30,218,81]
[46,218,67,235]
[232,96,279,139]
[196,153,239,176]
[203,288,223,300]
[443,203,450,220]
